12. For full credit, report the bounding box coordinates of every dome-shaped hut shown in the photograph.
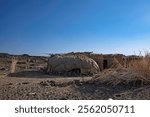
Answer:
[47,54,100,76]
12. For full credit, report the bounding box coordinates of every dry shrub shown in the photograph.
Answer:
[130,53,150,80]
[10,57,18,73]
[92,67,146,86]
[92,53,150,86]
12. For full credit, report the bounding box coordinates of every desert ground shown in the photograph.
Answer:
[1,69,150,100]
[0,53,150,100]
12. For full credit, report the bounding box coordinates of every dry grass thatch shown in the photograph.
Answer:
[92,67,148,86]
[130,53,150,79]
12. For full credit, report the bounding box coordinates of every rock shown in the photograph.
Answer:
[0,67,6,71]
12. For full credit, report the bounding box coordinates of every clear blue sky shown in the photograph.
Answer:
[0,0,150,55]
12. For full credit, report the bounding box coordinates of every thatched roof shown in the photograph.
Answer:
[47,54,100,75]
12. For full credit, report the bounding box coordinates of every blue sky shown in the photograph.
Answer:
[0,0,150,55]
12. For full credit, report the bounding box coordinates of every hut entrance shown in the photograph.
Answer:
[68,68,81,76]
[70,68,81,74]
[103,60,108,69]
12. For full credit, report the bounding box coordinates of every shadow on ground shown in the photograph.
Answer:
[8,70,56,78]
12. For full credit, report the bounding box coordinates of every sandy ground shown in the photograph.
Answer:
[0,76,150,100]
[0,70,150,100]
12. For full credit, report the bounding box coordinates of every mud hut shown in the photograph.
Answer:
[47,54,100,76]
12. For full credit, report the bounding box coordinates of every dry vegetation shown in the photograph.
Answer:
[92,53,150,87]
[130,53,150,80]
[10,57,18,73]
[0,53,150,100]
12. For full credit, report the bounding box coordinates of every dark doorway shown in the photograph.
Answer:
[71,68,81,74]
[68,68,81,76]
[103,60,108,69]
